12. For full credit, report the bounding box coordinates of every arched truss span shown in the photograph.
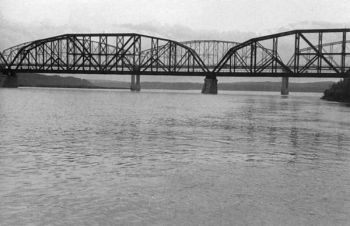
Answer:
[139,40,273,72]
[214,29,350,77]
[1,33,209,75]
[138,40,240,71]
[181,40,239,68]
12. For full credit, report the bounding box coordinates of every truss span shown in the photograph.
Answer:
[287,40,350,70]
[1,29,350,78]
[214,29,350,78]
[1,33,209,75]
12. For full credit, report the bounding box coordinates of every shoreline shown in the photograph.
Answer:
[16,85,326,94]
[322,78,350,103]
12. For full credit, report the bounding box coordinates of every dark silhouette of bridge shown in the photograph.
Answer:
[1,28,350,94]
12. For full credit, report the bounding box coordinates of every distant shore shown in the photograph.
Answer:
[0,73,337,93]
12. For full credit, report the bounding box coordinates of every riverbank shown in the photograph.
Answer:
[0,73,335,93]
[91,79,333,93]
[322,79,350,103]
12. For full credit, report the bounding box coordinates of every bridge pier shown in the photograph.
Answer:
[201,76,218,94]
[130,74,141,91]
[281,77,289,95]
[0,71,18,88]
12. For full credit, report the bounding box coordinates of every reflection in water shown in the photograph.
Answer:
[290,127,298,147]
[268,126,277,145]
[0,88,350,225]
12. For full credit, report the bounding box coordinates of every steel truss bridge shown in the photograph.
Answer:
[1,29,350,79]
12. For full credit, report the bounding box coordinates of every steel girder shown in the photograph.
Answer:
[214,29,350,78]
[1,33,209,75]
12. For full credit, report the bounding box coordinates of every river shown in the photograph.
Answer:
[0,88,349,225]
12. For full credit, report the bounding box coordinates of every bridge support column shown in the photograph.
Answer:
[201,76,218,94]
[130,74,141,91]
[281,77,289,95]
[0,71,18,88]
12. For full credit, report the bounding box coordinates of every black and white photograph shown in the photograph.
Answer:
[0,0,349,225]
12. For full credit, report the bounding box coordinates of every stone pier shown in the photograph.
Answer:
[130,74,141,91]
[281,77,289,95]
[201,76,218,94]
[0,71,18,88]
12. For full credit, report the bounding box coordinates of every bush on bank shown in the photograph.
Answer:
[322,78,350,102]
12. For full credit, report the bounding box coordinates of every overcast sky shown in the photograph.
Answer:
[1,0,349,82]
[1,0,350,45]
[1,0,350,30]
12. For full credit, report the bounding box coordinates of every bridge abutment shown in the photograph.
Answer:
[281,77,289,95]
[130,74,141,91]
[201,76,218,94]
[0,71,18,88]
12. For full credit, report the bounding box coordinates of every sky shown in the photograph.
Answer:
[0,0,349,83]
[1,0,350,46]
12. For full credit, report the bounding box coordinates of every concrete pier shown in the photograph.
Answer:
[0,72,18,88]
[281,77,289,95]
[201,77,218,94]
[130,74,141,91]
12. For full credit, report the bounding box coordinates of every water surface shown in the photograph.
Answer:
[0,88,349,225]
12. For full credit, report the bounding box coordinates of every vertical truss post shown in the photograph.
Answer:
[138,36,142,73]
[250,42,254,73]
[98,36,102,68]
[151,38,155,72]
[294,33,300,73]
[341,31,346,73]
[253,42,257,73]
[66,37,69,71]
[173,44,177,72]
[89,35,92,71]
[82,36,86,71]
[232,53,235,72]
[103,35,108,71]
[192,48,195,72]
[73,36,77,70]
[121,36,125,72]
[35,44,38,70]
[57,39,61,71]
[133,35,136,74]
[152,38,159,72]
[317,32,323,73]
[168,42,172,72]
[135,35,141,73]
[115,36,121,72]
[187,50,190,73]
[49,41,53,71]
[272,37,278,73]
